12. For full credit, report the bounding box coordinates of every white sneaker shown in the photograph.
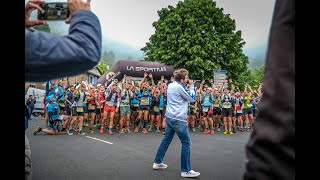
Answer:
[152,163,168,170]
[181,170,200,178]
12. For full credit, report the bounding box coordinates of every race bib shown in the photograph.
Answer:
[223,102,232,109]
[202,107,209,112]
[153,106,160,113]
[97,105,103,109]
[237,110,243,113]
[214,103,220,107]
[140,97,150,106]
[235,105,241,110]
[247,103,253,108]
[159,107,163,110]
[76,107,84,112]
[133,104,139,107]
[58,102,65,107]
[88,104,96,110]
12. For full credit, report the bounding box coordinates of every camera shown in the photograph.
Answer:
[38,2,70,21]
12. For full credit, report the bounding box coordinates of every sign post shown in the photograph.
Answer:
[214,70,228,89]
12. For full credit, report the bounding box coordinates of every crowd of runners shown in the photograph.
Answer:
[33,72,263,136]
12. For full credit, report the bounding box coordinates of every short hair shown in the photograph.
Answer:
[173,69,189,82]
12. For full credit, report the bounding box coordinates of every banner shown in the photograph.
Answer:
[97,60,175,85]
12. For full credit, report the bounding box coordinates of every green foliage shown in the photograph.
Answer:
[33,23,51,33]
[96,60,109,75]
[141,0,249,81]
[233,65,265,91]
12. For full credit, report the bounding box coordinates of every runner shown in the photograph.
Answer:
[61,85,75,133]
[220,80,234,135]
[100,79,120,135]
[130,83,140,131]
[87,85,97,134]
[95,84,105,128]
[134,72,154,134]
[119,75,132,134]
[187,81,197,132]
[34,95,61,135]
[149,88,161,133]
[243,84,254,131]
[67,83,88,135]
[199,80,215,134]
[158,77,168,135]
[233,90,243,132]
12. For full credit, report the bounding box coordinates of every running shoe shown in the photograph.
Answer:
[203,129,210,134]
[217,128,221,132]
[192,128,196,132]
[73,128,79,132]
[67,129,73,136]
[142,128,148,134]
[134,126,139,133]
[156,129,161,133]
[33,126,42,135]
[126,128,132,133]
[108,130,113,135]
[148,126,153,132]
[89,130,94,134]
[229,131,234,135]
[78,130,85,135]
[99,127,104,134]
[119,129,125,134]
[223,130,228,135]
[210,130,215,135]
[232,128,236,134]
[85,122,89,127]
[197,125,201,129]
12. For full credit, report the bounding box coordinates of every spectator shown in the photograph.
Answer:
[24,0,102,179]
[26,95,36,120]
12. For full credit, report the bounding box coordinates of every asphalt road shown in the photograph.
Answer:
[26,117,251,180]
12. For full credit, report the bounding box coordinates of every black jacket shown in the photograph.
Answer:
[244,0,295,179]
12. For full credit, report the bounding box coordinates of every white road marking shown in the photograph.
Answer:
[86,136,114,144]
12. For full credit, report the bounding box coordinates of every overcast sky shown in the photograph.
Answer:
[90,0,276,49]
[33,0,276,50]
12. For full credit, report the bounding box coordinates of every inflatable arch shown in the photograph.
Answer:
[97,60,176,85]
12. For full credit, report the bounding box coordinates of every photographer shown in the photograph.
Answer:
[25,0,101,179]
[25,0,102,81]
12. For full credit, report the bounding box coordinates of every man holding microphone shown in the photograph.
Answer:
[152,69,200,178]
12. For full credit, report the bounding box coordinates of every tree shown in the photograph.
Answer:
[233,65,265,91]
[96,60,109,75]
[33,23,51,33]
[141,0,249,81]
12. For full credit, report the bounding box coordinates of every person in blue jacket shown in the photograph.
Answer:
[33,95,61,135]
[25,0,102,82]
[25,0,101,179]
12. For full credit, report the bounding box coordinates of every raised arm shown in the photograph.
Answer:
[200,80,205,94]
[121,75,126,89]
[139,72,148,89]
[149,73,155,88]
